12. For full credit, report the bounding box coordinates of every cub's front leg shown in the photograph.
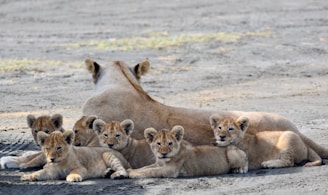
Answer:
[226,145,248,174]
[102,152,128,179]
[128,165,178,178]
[21,168,59,181]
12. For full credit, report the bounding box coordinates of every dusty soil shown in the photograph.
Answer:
[0,0,328,194]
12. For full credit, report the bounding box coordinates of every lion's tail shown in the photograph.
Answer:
[299,134,328,159]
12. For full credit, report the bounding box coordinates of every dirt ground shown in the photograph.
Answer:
[0,0,328,194]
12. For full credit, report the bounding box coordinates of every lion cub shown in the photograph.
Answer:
[21,130,130,182]
[73,115,100,147]
[209,115,322,169]
[93,118,155,168]
[1,114,64,169]
[128,125,248,178]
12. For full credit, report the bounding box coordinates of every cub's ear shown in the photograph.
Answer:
[236,116,249,132]
[63,130,75,145]
[209,114,223,129]
[85,58,101,84]
[120,119,134,136]
[144,128,158,144]
[171,126,184,142]
[37,131,49,146]
[85,115,98,129]
[134,60,150,80]
[93,119,106,134]
[27,114,36,128]
[51,114,63,130]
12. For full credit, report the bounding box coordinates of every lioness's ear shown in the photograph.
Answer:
[85,115,98,129]
[37,131,49,146]
[171,126,184,142]
[120,119,134,136]
[93,119,105,134]
[27,114,36,128]
[85,58,101,84]
[144,128,158,144]
[134,60,150,80]
[63,130,75,145]
[51,114,63,130]
[236,116,249,132]
[209,114,223,129]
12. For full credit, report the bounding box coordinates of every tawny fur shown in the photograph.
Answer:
[21,131,130,182]
[1,114,64,169]
[73,115,101,147]
[210,115,323,169]
[82,59,328,159]
[128,126,248,178]
[93,118,155,168]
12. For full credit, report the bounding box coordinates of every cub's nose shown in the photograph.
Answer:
[219,135,226,141]
[108,143,114,148]
[50,158,55,162]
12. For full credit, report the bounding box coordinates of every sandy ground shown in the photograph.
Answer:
[0,0,328,194]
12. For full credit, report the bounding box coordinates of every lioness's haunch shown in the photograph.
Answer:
[82,59,328,159]
[128,126,248,178]
[210,115,323,169]
[92,118,155,168]
[0,114,65,170]
[21,131,130,182]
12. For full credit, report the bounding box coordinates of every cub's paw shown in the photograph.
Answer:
[261,160,279,169]
[21,173,39,181]
[0,156,19,169]
[66,173,83,182]
[232,166,248,174]
[110,170,128,180]
[104,168,115,178]
[127,169,146,179]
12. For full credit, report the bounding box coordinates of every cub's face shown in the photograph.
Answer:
[27,114,64,145]
[37,131,74,163]
[209,115,249,146]
[92,119,134,150]
[73,115,97,146]
[144,126,184,162]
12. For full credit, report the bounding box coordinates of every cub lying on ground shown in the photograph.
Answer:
[128,125,248,178]
[21,130,130,182]
[209,115,322,169]
[93,118,155,168]
[0,114,64,169]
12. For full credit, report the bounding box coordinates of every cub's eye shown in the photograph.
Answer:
[103,133,108,138]
[218,126,222,130]
[168,141,173,146]
[44,130,50,134]
[115,134,121,138]
[34,129,38,134]
[228,127,234,131]
[74,129,79,134]
[157,142,161,146]
[56,146,62,151]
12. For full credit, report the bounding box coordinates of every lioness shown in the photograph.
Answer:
[82,59,328,159]
[209,115,323,169]
[92,118,155,168]
[0,114,64,169]
[128,126,248,178]
[21,131,130,182]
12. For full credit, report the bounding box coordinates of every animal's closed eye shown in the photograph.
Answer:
[228,127,234,131]
[56,146,62,151]
[157,142,161,146]
[103,133,108,138]
[44,130,50,134]
[115,134,120,138]
[168,142,173,146]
